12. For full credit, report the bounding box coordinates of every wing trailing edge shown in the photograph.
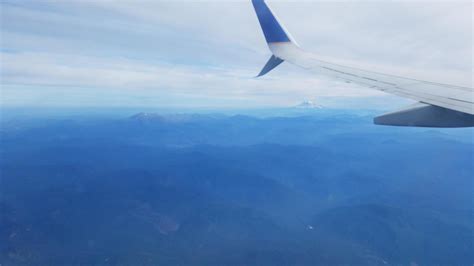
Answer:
[374,103,474,128]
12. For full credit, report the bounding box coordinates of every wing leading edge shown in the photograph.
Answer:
[251,0,474,127]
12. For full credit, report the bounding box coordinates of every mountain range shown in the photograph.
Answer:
[1,110,472,265]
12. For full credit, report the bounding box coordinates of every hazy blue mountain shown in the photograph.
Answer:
[1,110,473,265]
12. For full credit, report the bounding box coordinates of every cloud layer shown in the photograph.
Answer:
[1,0,472,108]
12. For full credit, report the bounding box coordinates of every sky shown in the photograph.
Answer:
[0,0,472,109]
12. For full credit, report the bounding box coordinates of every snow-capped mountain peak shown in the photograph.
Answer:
[294,100,323,109]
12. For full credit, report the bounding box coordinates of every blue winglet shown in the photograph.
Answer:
[252,0,291,43]
[256,55,284,77]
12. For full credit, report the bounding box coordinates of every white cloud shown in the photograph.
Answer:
[0,0,471,108]
[1,51,385,107]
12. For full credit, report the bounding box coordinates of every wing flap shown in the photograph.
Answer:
[374,103,474,127]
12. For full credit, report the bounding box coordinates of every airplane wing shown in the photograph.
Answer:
[251,0,474,127]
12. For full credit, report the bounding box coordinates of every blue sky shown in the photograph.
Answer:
[0,0,472,109]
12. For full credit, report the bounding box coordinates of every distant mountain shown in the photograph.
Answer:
[294,100,323,109]
[130,112,225,123]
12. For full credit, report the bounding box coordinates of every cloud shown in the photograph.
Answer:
[1,51,387,108]
[0,0,471,108]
